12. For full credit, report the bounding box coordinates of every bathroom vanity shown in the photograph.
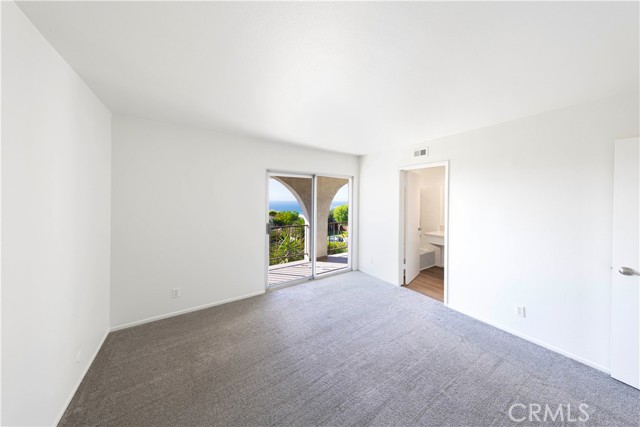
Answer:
[423,230,445,267]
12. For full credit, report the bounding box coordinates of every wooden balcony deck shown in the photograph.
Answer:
[268,255,348,287]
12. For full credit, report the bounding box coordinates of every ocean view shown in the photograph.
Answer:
[269,200,347,213]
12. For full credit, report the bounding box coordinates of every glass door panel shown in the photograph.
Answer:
[315,177,350,276]
[267,174,313,288]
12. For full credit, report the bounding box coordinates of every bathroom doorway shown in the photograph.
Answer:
[399,162,448,303]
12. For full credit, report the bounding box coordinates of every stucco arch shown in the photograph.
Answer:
[316,177,349,259]
[271,177,312,222]
[270,176,349,259]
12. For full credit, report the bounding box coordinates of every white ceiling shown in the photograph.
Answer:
[17,1,639,155]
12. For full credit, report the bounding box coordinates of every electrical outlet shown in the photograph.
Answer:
[515,305,526,318]
[171,287,181,298]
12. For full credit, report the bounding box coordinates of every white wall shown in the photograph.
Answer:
[359,93,639,371]
[1,2,112,425]
[418,166,445,235]
[111,116,359,328]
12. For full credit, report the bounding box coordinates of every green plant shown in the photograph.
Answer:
[269,224,306,265]
[272,211,305,226]
[333,204,348,222]
[327,240,348,254]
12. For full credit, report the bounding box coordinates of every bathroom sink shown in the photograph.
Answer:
[424,230,445,246]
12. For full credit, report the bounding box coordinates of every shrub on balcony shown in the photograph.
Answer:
[272,210,305,226]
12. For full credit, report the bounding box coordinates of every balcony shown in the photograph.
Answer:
[268,222,348,287]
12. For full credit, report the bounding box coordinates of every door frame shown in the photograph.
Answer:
[265,170,354,291]
[399,161,450,304]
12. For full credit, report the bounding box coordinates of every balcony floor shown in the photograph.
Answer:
[268,256,348,287]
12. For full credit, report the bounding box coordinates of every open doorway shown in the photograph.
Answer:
[266,172,352,289]
[400,162,448,303]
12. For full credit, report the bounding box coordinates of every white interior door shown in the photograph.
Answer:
[611,137,640,389]
[405,171,421,284]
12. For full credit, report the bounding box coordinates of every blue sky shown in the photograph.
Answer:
[269,179,348,203]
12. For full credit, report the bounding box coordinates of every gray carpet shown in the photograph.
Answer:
[60,272,639,426]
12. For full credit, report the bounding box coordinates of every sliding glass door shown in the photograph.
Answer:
[315,176,350,276]
[266,172,352,289]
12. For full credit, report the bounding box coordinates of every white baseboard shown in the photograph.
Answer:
[53,329,110,426]
[110,290,266,332]
[446,304,610,374]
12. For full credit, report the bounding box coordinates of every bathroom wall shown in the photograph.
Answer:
[418,166,445,237]
[418,167,446,266]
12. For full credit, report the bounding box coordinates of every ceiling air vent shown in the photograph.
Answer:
[413,148,428,157]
